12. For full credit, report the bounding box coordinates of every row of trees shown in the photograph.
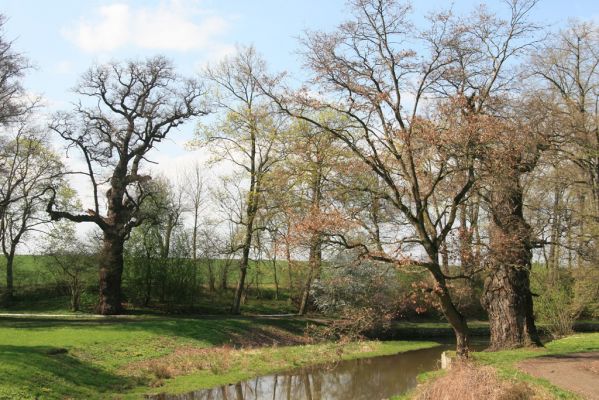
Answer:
[1,1,599,357]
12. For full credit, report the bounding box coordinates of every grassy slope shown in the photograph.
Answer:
[0,316,438,400]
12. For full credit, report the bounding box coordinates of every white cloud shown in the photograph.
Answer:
[62,1,230,53]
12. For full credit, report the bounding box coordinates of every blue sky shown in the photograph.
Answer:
[3,0,599,113]
[2,0,599,212]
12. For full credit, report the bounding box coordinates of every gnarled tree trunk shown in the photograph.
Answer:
[97,231,125,315]
[483,178,542,350]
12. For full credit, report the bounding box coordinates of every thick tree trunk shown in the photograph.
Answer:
[482,264,540,349]
[483,179,542,350]
[97,231,125,315]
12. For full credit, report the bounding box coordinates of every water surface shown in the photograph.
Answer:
[146,344,459,400]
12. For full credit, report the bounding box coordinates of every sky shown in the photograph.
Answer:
[2,0,599,236]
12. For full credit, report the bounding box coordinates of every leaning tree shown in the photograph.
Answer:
[48,57,207,314]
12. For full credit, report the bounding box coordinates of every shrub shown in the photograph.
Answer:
[310,253,402,340]
[531,267,578,338]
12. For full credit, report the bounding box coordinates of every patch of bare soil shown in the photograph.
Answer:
[518,352,599,400]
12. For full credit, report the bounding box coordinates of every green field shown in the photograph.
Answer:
[0,315,438,399]
[0,254,305,315]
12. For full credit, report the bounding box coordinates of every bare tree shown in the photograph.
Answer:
[265,0,540,355]
[0,15,32,126]
[182,162,206,262]
[533,21,599,213]
[47,57,207,314]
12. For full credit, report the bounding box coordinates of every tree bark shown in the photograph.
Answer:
[429,264,470,358]
[299,234,321,315]
[4,248,15,303]
[271,255,279,301]
[483,179,542,350]
[97,231,125,315]
[231,225,253,314]
[220,261,229,291]
[207,259,216,292]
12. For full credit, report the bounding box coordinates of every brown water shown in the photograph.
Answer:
[146,343,476,400]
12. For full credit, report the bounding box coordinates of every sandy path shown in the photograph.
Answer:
[519,352,599,400]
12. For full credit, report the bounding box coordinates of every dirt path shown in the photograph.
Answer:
[519,352,599,400]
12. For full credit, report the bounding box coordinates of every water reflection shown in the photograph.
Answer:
[146,345,453,400]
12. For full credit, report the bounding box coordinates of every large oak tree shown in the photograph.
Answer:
[266,0,540,355]
[48,57,207,314]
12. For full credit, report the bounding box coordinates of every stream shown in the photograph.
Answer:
[146,341,487,400]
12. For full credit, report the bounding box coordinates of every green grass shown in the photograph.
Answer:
[473,333,599,399]
[0,255,298,290]
[0,315,439,399]
[0,255,305,315]
[390,319,599,339]
[394,333,599,400]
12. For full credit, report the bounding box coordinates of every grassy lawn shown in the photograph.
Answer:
[390,320,599,339]
[473,333,599,399]
[395,333,599,400]
[0,315,439,399]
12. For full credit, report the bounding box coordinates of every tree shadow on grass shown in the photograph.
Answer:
[0,345,135,399]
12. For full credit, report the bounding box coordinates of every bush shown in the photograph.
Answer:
[531,268,578,338]
[310,253,402,340]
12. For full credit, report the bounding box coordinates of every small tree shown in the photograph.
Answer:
[44,221,96,312]
[48,57,207,314]
[0,126,64,302]
[195,47,285,314]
